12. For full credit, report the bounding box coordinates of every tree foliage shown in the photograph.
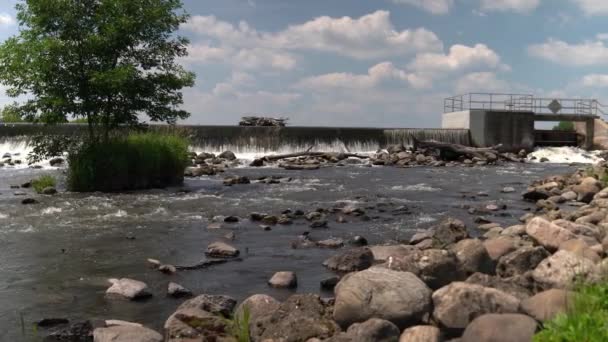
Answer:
[552,121,575,132]
[0,0,195,142]
[1,103,25,123]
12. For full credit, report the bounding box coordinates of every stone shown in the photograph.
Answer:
[218,150,237,161]
[501,187,516,193]
[460,314,537,342]
[164,307,231,341]
[205,241,240,258]
[451,239,494,276]
[432,282,520,330]
[255,294,340,341]
[235,294,280,339]
[432,218,469,247]
[44,321,94,341]
[562,190,578,201]
[223,176,250,186]
[93,324,162,342]
[168,282,193,298]
[465,273,534,301]
[573,177,602,203]
[533,250,598,289]
[105,278,151,300]
[483,227,504,239]
[552,219,602,240]
[525,217,577,252]
[176,294,237,317]
[158,264,176,274]
[478,222,501,231]
[320,276,340,290]
[501,225,526,236]
[333,268,432,329]
[334,318,400,342]
[383,248,467,290]
[575,211,606,225]
[42,187,57,195]
[520,289,573,322]
[496,246,551,278]
[559,239,601,263]
[223,216,239,223]
[21,198,38,205]
[349,235,368,246]
[268,271,298,289]
[523,189,549,202]
[370,245,416,261]
[317,238,344,248]
[323,247,374,272]
[262,215,279,225]
[483,236,517,261]
[49,157,65,166]
[36,318,69,327]
[399,326,442,342]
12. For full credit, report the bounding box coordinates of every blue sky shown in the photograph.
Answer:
[1,0,608,127]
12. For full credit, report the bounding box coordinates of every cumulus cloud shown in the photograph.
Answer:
[391,0,454,15]
[582,74,608,87]
[570,0,608,15]
[480,0,541,13]
[454,72,511,93]
[409,44,505,74]
[528,38,608,66]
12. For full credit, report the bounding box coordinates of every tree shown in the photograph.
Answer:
[0,0,195,143]
[552,121,575,132]
[1,103,25,123]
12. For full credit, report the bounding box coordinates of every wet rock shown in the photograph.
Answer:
[21,198,39,205]
[310,220,328,228]
[334,268,432,329]
[49,157,65,166]
[223,175,250,186]
[268,271,298,289]
[176,294,237,317]
[235,294,280,338]
[497,246,550,278]
[146,258,161,269]
[323,247,374,272]
[197,152,216,161]
[451,239,494,276]
[37,318,69,327]
[250,212,267,221]
[370,245,415,262]
[262,215,279,225]
[483,236,517,261]
[278,215,293,225]
[432,282,520,330]
[349,235,368,246]
[255,294,340,341]
[164,307,230,341]
[207,222,222,230]
[305,211,323,221]
[184,166,216,177]
[218,150,237,161]
[331,318,400,342]
[317,238,344,248]
[167,282,193,298]
[43,320,93,341]
[533,250,598,289]
[432,218,469,247]
[399,326,442,342]
[520,289,573,322]
[158,264,176,274]
[205,242,240,258]
[105,278,151,300]
[320,276,340,290]
[525,217,577,252]
[382,248,467,290]
[523,189,549,202]
[465,273,534,301]
[460,314,537,342]
[501,187,516,193]
[93,324,162,342]
[223,216,239,223]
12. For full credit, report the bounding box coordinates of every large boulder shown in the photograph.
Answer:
[520,289,574,322]
[572,177,602,203]
[432,282,520,330]
[93,324,162,342]
[496,246,551,278]
[451,239,494,276]
[334,268,432,329]
[559,239,601,263]
[164,307,232,341]
[235,294,280,340]
[330,318,400,342]
[323,247,374,272]
[460,314,538,342]
[105,278,151,300]
[525,217,577,252]
[431,218,469,247]
[268,271,297,289]
[176,294,237,317]
[532,250,598,289]
[218,150,237,161]
[465,273,534,301]
[552,219,602,241]
[254,294,340,341]
[483,236,517,261]
[382,249,466,290]
[370,245,416,262]
[399,326,442,342]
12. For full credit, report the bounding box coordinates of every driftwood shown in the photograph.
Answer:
[239,116,288,127]
[412,137,501,160]
[175,258,242,271]
[262,151,370,162]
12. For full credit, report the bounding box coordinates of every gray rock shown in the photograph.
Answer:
[483,236,517,261]
[497,246,550,278]
[235,294,280,339]
[164,307,230,341]
[317,238,345,249]
[176,294,237,317]
[451,239,494,276]
[268,271,297,289]
[399,326,442,342]
[460,314,538,342]
[218,150,237,161]
[520,289,573,322]
[465,273,534,301]
[205,241,240,258]
[105,278,151,300]
[167,282,193,298]
[370,244,416,262]
[432,218,469,247]
[323,247,374,272]
[42,187,57,195]
[332,318,400,342]
[525,217,577,252]
[532,250,598,289]
[334,268,432,329]
[93,324,162,342]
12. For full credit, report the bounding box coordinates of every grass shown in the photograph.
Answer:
[535,281,608,342]
[31,175,56,193]
[229,306,251,342]
[67,132,189,192]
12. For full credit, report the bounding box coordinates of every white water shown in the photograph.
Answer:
[527,147,605,164]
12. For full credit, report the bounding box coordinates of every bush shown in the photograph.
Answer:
[31,175,56,193]
[552,121,575,132]
[535,281,608,341]
[68,133,189,192]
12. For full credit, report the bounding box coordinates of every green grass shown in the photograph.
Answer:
[535,281,608,342]
[229,306,251,342]
[67,132,189,192]
[31,175,56,193]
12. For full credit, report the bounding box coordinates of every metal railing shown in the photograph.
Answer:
[444,93,608,116]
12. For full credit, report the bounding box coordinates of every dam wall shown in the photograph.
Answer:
[0,124,471,153]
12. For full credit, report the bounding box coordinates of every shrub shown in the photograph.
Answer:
[535,281,608,341]
[31,175,56,193]
[67,133,189,192]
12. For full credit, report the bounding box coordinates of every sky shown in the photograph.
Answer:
[1,0,608,127]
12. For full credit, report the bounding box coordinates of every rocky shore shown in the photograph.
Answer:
[33,157,608,341]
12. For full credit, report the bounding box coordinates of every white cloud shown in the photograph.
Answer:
[480,0,541,13]
[454,72,510,93]
[582,74,608,87]
[409,44,505,74]
[597,33,608,40]
[391,0,454,15]
[528,38,608,66]
[570,0,608,15]
[0,13,14,26]
[183,11,442,61]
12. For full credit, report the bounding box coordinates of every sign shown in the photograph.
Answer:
[548,99,562,114]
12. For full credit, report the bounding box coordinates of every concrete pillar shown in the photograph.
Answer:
[585,118,595,150]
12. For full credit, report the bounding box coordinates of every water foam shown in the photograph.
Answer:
[528,147,605,164]
[391,184,441,192]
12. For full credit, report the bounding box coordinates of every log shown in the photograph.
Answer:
[262,151,369,162]
[175,258,242,271]
[412,137,501,160]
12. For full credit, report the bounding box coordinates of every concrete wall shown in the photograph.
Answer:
[576,119,608,150]
[452,110,535,151]
[441,111,471,129]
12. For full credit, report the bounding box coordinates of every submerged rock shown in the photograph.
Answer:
[105,278,151,300]
[323,247,374,272]
[268,271,298,289]
[205,242,240,258]
[168,282,193,298]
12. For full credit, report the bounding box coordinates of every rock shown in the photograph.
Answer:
[49,157,65,166]
[21,198,38,205]
[223,216,239,223]
[349,235,368,246]
[410,231,434,245]
[478,222,501,231]
[497,246,550,278]
[451,239,494,276]
[317,238,344,248]
[483,236,517,261]
[333,268,432,329]
[146,258,161,269]
[184,166,216,177]
[268,271,298,289]
[164,307,231,341]
[36,318,69,327]
[520,289,573,322]
[559,239,601,263]
[105,278,151,300]
[93,324,162,342]
[323,247,374,272]
[483,227,504,239]
[460,314,537,342]
[562,190,578,201]
[310,220,328,228]
[44,321,94,341]
[235,294,280,339]
[262,215,279,225]
[533,250,598,289]
[432,282,520,330]
[168,282,193,298]
[255,294,340,341]
[575,210,606,225]
[501,224,526,236]
[158,264,177,274]
[573,177,602,203]
[334,318,400,342]
[370,245,416,261]
[197,152,216,160]
[218,150,237,161]
[205,242,240,258]
[207,222,222,230]
[223,176,250,186]
[399,326,442,342]
[176,294,237,317]
[465,273,534,301]
[525,217,577,252]
[501,187,516,193]
[432,218,469,247]
[320,276,340,290]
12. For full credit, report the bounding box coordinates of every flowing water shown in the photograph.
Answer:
[0,139,592,340]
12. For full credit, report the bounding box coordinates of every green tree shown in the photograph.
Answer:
[0,0,195,143]
[552,121,575,131]
[1,103,25,123]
